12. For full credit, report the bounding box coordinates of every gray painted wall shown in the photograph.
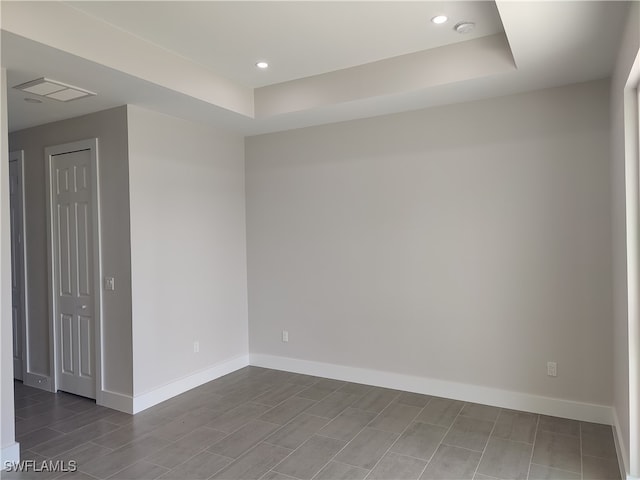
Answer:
[127,106,248,396]
[246,80,612,405]
[9,106,133,396]
[1,68,17,461]
[0,66,629,471]
[610,2,640,476]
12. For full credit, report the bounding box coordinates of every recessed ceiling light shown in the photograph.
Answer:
[431,15,448,25]
[256,61,269,69]
[24,98,42,104]
[454,21,475,34]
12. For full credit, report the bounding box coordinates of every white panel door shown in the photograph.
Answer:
[9,152,25,380]
[52,148,96,399]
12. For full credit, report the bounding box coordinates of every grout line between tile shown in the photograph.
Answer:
[268,428,334,479]
[372,396,437,479]
[526,414,541,480]
[258,470,299,480]
[529,461,582,477]
[305,404,406,479]
[413,401,465,479]
[470,405,500,480]
[579,421,584,480]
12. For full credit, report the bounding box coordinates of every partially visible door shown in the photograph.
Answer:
[49,146,96,399]
[9,150,25,381]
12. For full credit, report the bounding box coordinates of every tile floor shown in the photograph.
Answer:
[6,367,621,480]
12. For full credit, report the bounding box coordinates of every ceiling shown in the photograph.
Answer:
[65,1,506,88]
[0,1,630,135]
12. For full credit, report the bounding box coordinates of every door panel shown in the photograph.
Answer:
[76,163,89,191]
[57,203,73,296]
[9,154,25,380]
[60,314,74,375]
[57,167,70,194]
[52,148,96,399]
[12,305,20,374]
[76,202,91,297]
[79,315,93,378]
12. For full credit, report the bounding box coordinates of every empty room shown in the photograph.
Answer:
[1,1,639,479]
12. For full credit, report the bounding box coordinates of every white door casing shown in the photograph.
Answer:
[9,150,26,381]
[45,139,101,399]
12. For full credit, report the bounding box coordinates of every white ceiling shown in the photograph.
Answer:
[65,1,505,88]
[0,1,630,135]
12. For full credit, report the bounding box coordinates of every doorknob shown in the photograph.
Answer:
[79,305,88,310]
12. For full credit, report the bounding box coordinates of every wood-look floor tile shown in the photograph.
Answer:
[314,461,370,480]
[582,455,622,480]
[416,398,464,428]
[476,437,532,480]
[209,419,280,458]
[421,444,481,480]
[368,452,426,480]
[318,408,377,442]
[442,417,494,452]
[260,397,316,425]
[368,402,422,434]
[273,435,346,479]
[395,392,431,408]
[391,422,448,461]
[159,451,231,480]
[265,413,329,449]
[146,427,227,469]
[350,388,399,414]
[492,410,537,444]
[10,372,625,480]
[528,463,581,480]
[538,416,580,437]
[532,431,581,474]
[335,428,398,470]
[210,442,291,480]
[107,460,169,479]
[306,392,360,419]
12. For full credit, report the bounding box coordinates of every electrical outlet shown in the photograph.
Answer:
[547,361,557,377]
[193,341,199,353]
[282,330,289,342]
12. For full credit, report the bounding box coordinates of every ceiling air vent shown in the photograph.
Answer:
[13,77,96,102]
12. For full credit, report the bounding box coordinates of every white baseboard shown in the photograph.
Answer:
[22,372,53,392]
[98,389,134,414]
[1,442,20,470]
[131,354,250,414]
[250,353,613,425]
[612,408,637,480]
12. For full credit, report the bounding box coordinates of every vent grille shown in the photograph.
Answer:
[13,77,96,102]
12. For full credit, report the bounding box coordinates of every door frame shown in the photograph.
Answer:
[9,149,28,381]
[44,138,103,400]
[621,48,640,479]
